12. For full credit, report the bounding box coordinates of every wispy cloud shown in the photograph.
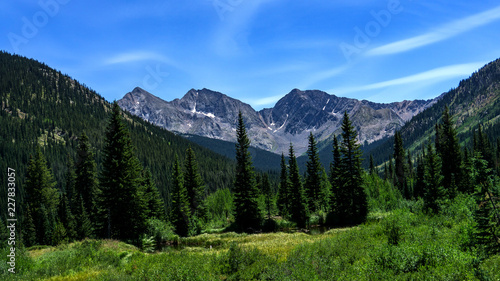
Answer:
[103,51,176,66]
[243,94,284,107]
[331,62,485,95]
[366,5,500,56]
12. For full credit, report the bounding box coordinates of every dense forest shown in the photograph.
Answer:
[1,52,500,279]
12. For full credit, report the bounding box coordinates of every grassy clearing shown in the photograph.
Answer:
[3,199,500,280]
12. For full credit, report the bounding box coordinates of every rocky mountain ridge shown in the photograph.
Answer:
[118,87,438,154]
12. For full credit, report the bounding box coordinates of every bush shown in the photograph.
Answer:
[144,219,178,249]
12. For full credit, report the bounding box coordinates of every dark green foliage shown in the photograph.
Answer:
[369,154,376,175]
[288,144,309,228]
[414,154,426,199]
[24,146,59,245]
[435,106,463,198]
[170,156,191,237]
[423,143,445,214]
[329,136,342,211]
[141,168,165,220]
[184,147,206,220]
[74,132,98,220]
[330,112,368,226]
[99,102,146,241]
[75,196,94,240]
[57,192,77,241]
[277,153,290,218]
[305,133,323,212]
[261,173,273,219]
[393,131,408,198]
[233,112,262,231]
[22,206,37,247]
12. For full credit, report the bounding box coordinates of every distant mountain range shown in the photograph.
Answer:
[118,87,439,155]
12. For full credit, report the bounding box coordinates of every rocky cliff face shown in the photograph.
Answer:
[118,87,437,154]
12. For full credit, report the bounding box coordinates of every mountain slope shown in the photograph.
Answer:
[0,51,236,219]
[119,87,437,155]
[365,58,500,166]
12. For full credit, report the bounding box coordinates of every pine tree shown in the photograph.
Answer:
[75,132,98,220]
[393,131,407,197]
[436,107,462,197]
[336,112,368,225]
[233,111,262,231]
[369,154,376,176]
[75,197,94,239]
[141,168,165,220]
[288,144,309,228]
[24,146,59,245]
[305,132,323,212]
[22,206,37,247]
[423,143,445,214]
[471,154,500,256]
[170,156,191,237]
[99,102,146,241]
[184,147,206,219]
[58,192,77,241]
[414,155,426,199]
[261,173,273,219]
[277,153,290,218]
[330,136,342,213]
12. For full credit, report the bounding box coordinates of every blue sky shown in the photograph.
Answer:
[2,0,500,110]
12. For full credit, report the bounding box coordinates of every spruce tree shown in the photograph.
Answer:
[393,131,407,197]
[58,192,77,241]
[305,132,323,212]
[414,155,426,199]
[423,143,445,214]
[329,136,342,213]
[75,197,94,239]
[233,111,262,231]
[337,112,367,225]
[436,107,462,197]
[141,168,165,220]
[24,146,59,245]
[22,206,37,247]
[184,147,206,219]
[99,102,146,241]
[288,144,309,228]
[170,156,191,237]
[261,173,273,219]
[75,132,98,220]
[369,154,376,176]
[277,153,290,218]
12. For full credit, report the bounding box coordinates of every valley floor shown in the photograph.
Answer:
[3,200,500,280]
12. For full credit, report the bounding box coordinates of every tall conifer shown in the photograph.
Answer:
[233,111,262,231]
[288,144,309,228]
[277,153,290,218]
[171,156,191,237]
[305,132,323,212]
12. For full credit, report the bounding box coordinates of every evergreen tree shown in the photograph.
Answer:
[184,147,206,219]
[99,102,146,241]
[414,155,426,199]
[305,132,323,212]
[393,131,408,198]
[24,146,59,245]
[65,155,77,206]
[233,111,262,231]
[423,143,445,214]
[52,220,68,245]
[22,206,37,247]
[58,192,77,241]
[75,197,94,239]
[75,132,98,220]
[141,168,165,220]
[288,144,309,228]
[261,173,273,219]
[277,153,290,218]
[329,136,342,213]
[436,107,462,197]
[471,153,500,256]
[369,154,376,176]
[338,112,368,225]
[170,156,191,237]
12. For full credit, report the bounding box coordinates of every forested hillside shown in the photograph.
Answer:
[366,59,500,167]
[0,51,236,220]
